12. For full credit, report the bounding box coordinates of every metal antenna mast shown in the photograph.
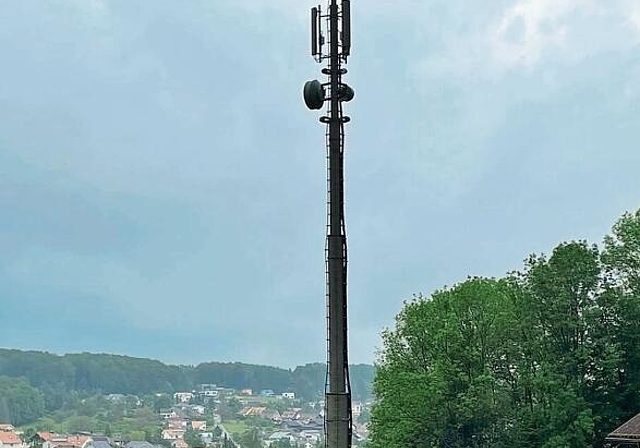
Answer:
[303,1,354,447]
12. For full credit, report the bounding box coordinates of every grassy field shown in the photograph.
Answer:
[222,419,249,437]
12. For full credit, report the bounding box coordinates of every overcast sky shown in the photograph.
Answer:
[1,0,639,367]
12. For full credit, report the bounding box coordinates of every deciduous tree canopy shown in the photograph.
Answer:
[0,376,45,426]
[370,210,640,448]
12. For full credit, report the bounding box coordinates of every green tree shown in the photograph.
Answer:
[370,237,626,448]
[371,278,519,447]
[371,242,619,448]
[239,428,261,448]
[600,210,640,437]
[65,415,96,433]
[219,397,242,420]
[184,429,204,448]
[151,394,173,413]
[0,376,45,426]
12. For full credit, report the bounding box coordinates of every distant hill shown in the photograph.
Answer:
[0,348,375,406]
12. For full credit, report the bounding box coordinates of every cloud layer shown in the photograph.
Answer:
[0,0,639,366]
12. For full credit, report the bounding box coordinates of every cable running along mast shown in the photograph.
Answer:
[303,1,354,447]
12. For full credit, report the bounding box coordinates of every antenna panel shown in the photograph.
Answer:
[311,7,318,56]
[318,6,324,57]
[342,0,351,56]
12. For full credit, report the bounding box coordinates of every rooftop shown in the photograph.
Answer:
[606,412,640,444]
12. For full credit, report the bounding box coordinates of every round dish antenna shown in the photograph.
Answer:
[303,79,326,110]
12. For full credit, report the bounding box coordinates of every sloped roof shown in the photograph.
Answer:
[608,412,640,440]
[37,433,56,442]
[268,431,291,441]
[125,441,156,448]
[0,432,21,445]
[91,441,112,448]
[65,436,90,447]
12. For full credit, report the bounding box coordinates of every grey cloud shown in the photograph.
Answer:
[0,0,639,366]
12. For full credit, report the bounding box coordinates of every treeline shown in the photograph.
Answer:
[0,349,374,419]
[192,362,374,403]
[370,210,640,448]
[0,351,189,412]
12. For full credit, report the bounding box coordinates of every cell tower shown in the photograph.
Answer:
[303,1,354,447]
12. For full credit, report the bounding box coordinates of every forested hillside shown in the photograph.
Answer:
[370,209,640,448]
[0,349,374,413]
[191,362,373,403]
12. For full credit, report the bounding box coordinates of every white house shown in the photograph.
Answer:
[161,430,185,441]
[160,410,177,419]
[173,392,193,403]
[352,402,363,418]
[281,392,295,400]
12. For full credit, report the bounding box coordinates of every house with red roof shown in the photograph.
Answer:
[0,431,24,448]
[42,435,91,448]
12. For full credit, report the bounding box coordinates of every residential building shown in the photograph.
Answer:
[605,412,640,447]
[264,410,282,423]
[159,410,178,420]
[199,433,214,446]
[0,431,24,448]
[166,419,187,430]
[201,390,218,397]
[124,442,158,448]
[190,421,206,432]
[89,437,113,448]
[161,430,185,441]
[36,433,56,443]
[266,431,294,447]
[281,408,303,420]
[43,435,91,448]
[173,393,193,404]
[240,406,267,418]
[352,402,363,418]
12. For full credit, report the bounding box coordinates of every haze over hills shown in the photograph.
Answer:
[0,348,375,402]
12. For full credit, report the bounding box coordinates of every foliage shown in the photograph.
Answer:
[192,363,291,395]
[291,363,374,401]
[21,393,163,442]
[0,376,45,426]
[370,210,640,448]
[0,351,188,400]
[221,420,248,438]
[184,429,205,448]
[0,351,375,416]
[238,428,261,448]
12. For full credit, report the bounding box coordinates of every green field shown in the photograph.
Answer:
[222,420,249,438]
